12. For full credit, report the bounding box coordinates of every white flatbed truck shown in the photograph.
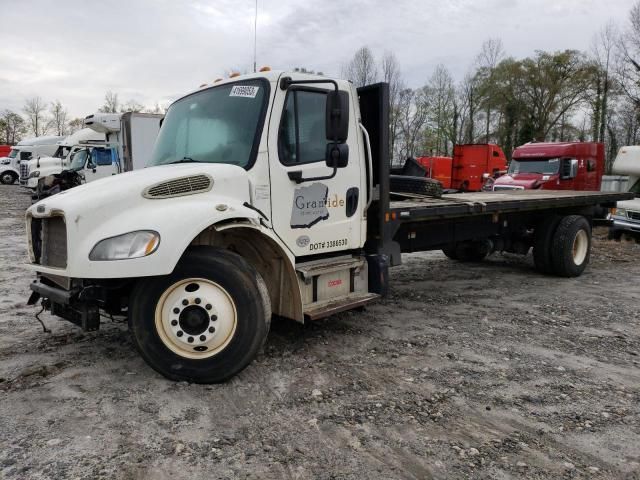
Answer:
[25,71,633,383]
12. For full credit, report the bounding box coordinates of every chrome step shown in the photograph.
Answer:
[304,292,380,321]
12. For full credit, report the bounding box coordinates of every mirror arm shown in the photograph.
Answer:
[287,167,337,184]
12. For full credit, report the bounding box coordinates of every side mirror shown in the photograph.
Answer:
[561,158,578,180]
[325,90,349,142]
[325,143,349,169]
[87,162,96,171]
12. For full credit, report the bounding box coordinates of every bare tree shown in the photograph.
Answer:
[50,100,69,136]
[67,118,85,134]
[100,91,120,113]
[424,65,456,155]
[476,38,505,142]
[23,97,49,137]
[0,110,27,144]
[342,46,378,87]
[618,1,640,106]
[120,99,145,113]
[590,22,618,143]
[381,51,405,160]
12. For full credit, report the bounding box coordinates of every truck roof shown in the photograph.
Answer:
[16,135,65,147]
[59,128,105,146]
[613,146,640,176]
[176,70,338,106]
[513,142,602,159]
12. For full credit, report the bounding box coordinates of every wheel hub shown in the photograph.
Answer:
[179,305,209,335]
[155,278,237,359]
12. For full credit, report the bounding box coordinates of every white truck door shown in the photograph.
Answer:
[267,80,365,257]
[84,147,119,183]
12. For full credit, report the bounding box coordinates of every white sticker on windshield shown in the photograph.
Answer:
[230,85,259,98]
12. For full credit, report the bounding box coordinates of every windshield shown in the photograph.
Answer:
[8,149,18,158]
[148,79,268,168]
[69,149,89,171]
[53,145,71,159]
[508,158,560,175]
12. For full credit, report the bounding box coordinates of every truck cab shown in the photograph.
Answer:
[0,136,63,185]
[493,142,604,191]
[608,146,640,239]
[22,129,106,189]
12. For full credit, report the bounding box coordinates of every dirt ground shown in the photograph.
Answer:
[0,184,639,480]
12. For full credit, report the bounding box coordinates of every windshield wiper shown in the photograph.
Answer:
[167,157,200,165]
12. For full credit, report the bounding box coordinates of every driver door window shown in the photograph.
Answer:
[279,90,327,166]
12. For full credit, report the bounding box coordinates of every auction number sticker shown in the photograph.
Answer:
[230,85,260,98]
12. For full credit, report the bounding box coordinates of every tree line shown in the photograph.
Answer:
[0,91,166,145]
[342,2,640,172]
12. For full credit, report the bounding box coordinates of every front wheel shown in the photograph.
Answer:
[0,171,17,185]
[129,247,271,383]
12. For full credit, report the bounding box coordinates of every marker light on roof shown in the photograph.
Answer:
[259,66,271,72]
[229,72,240,78]
[199,83,208,88]
[214,78,223,83]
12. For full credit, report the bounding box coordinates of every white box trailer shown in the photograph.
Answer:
[83,112,163,172]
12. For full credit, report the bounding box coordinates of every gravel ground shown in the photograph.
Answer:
[0,184,639,480]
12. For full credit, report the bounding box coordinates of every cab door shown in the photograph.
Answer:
[267,78,366,258]
[84,147,119,183]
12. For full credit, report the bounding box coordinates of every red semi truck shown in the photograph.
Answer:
[492,142,604,191]
[416,144,507,191]
[0,145,11,158]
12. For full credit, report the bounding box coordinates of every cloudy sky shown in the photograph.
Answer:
[0,0,633,119]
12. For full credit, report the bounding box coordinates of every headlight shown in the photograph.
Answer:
[89,230,160,261]
[613,208,627,218]
[29,170,40,178]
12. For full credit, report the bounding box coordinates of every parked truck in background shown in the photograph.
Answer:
[31,112,163,197]
[492,142,605,191]
[608,146,640,240]
[20,128,106,189]
[25,71,632,383]
[417,144,507,191]
[0,136,64,185]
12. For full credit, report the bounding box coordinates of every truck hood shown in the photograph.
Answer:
[30,163,250,215]
[494,173,548,189]
[617,197,640,210]
[27,163,256,279]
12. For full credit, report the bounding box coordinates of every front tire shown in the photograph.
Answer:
[0,171,17,185]
[129,247,270,383]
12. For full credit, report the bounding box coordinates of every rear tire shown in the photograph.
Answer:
[442,241,489,262]
[550,215,591,277]
[0,171,17,185]
[390,175,443,198]
[533,216,561,274]
[129,247,270,383]
[442,244,459,260]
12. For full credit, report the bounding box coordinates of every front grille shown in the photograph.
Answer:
[31,216,67,268]
[628,211,640,221]
[20,162,29,180]
[143,174,212,199]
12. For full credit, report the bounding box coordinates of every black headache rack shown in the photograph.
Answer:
[356,81,635,266]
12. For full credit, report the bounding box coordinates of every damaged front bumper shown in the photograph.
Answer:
[28,277,100,331]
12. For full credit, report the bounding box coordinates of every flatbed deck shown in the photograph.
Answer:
[390,190,635,221]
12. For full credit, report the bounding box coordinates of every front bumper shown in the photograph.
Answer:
[29,278,100,331]
[610,217,640,233]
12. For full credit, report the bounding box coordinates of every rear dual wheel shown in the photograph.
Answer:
[442,241,490,262]
[533,215,591,277]
[129,247,271,383]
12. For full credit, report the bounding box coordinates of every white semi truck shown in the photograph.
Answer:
[608,146,640,239]
[25,71,633,383]
[20,129,106,189]
[23,112,162,191]
[0,136,64,185]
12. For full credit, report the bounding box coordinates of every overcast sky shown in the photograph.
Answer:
[0,0,633,119]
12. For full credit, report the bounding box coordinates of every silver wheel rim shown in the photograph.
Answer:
[572,229,589,265]
[155,278,237,359]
